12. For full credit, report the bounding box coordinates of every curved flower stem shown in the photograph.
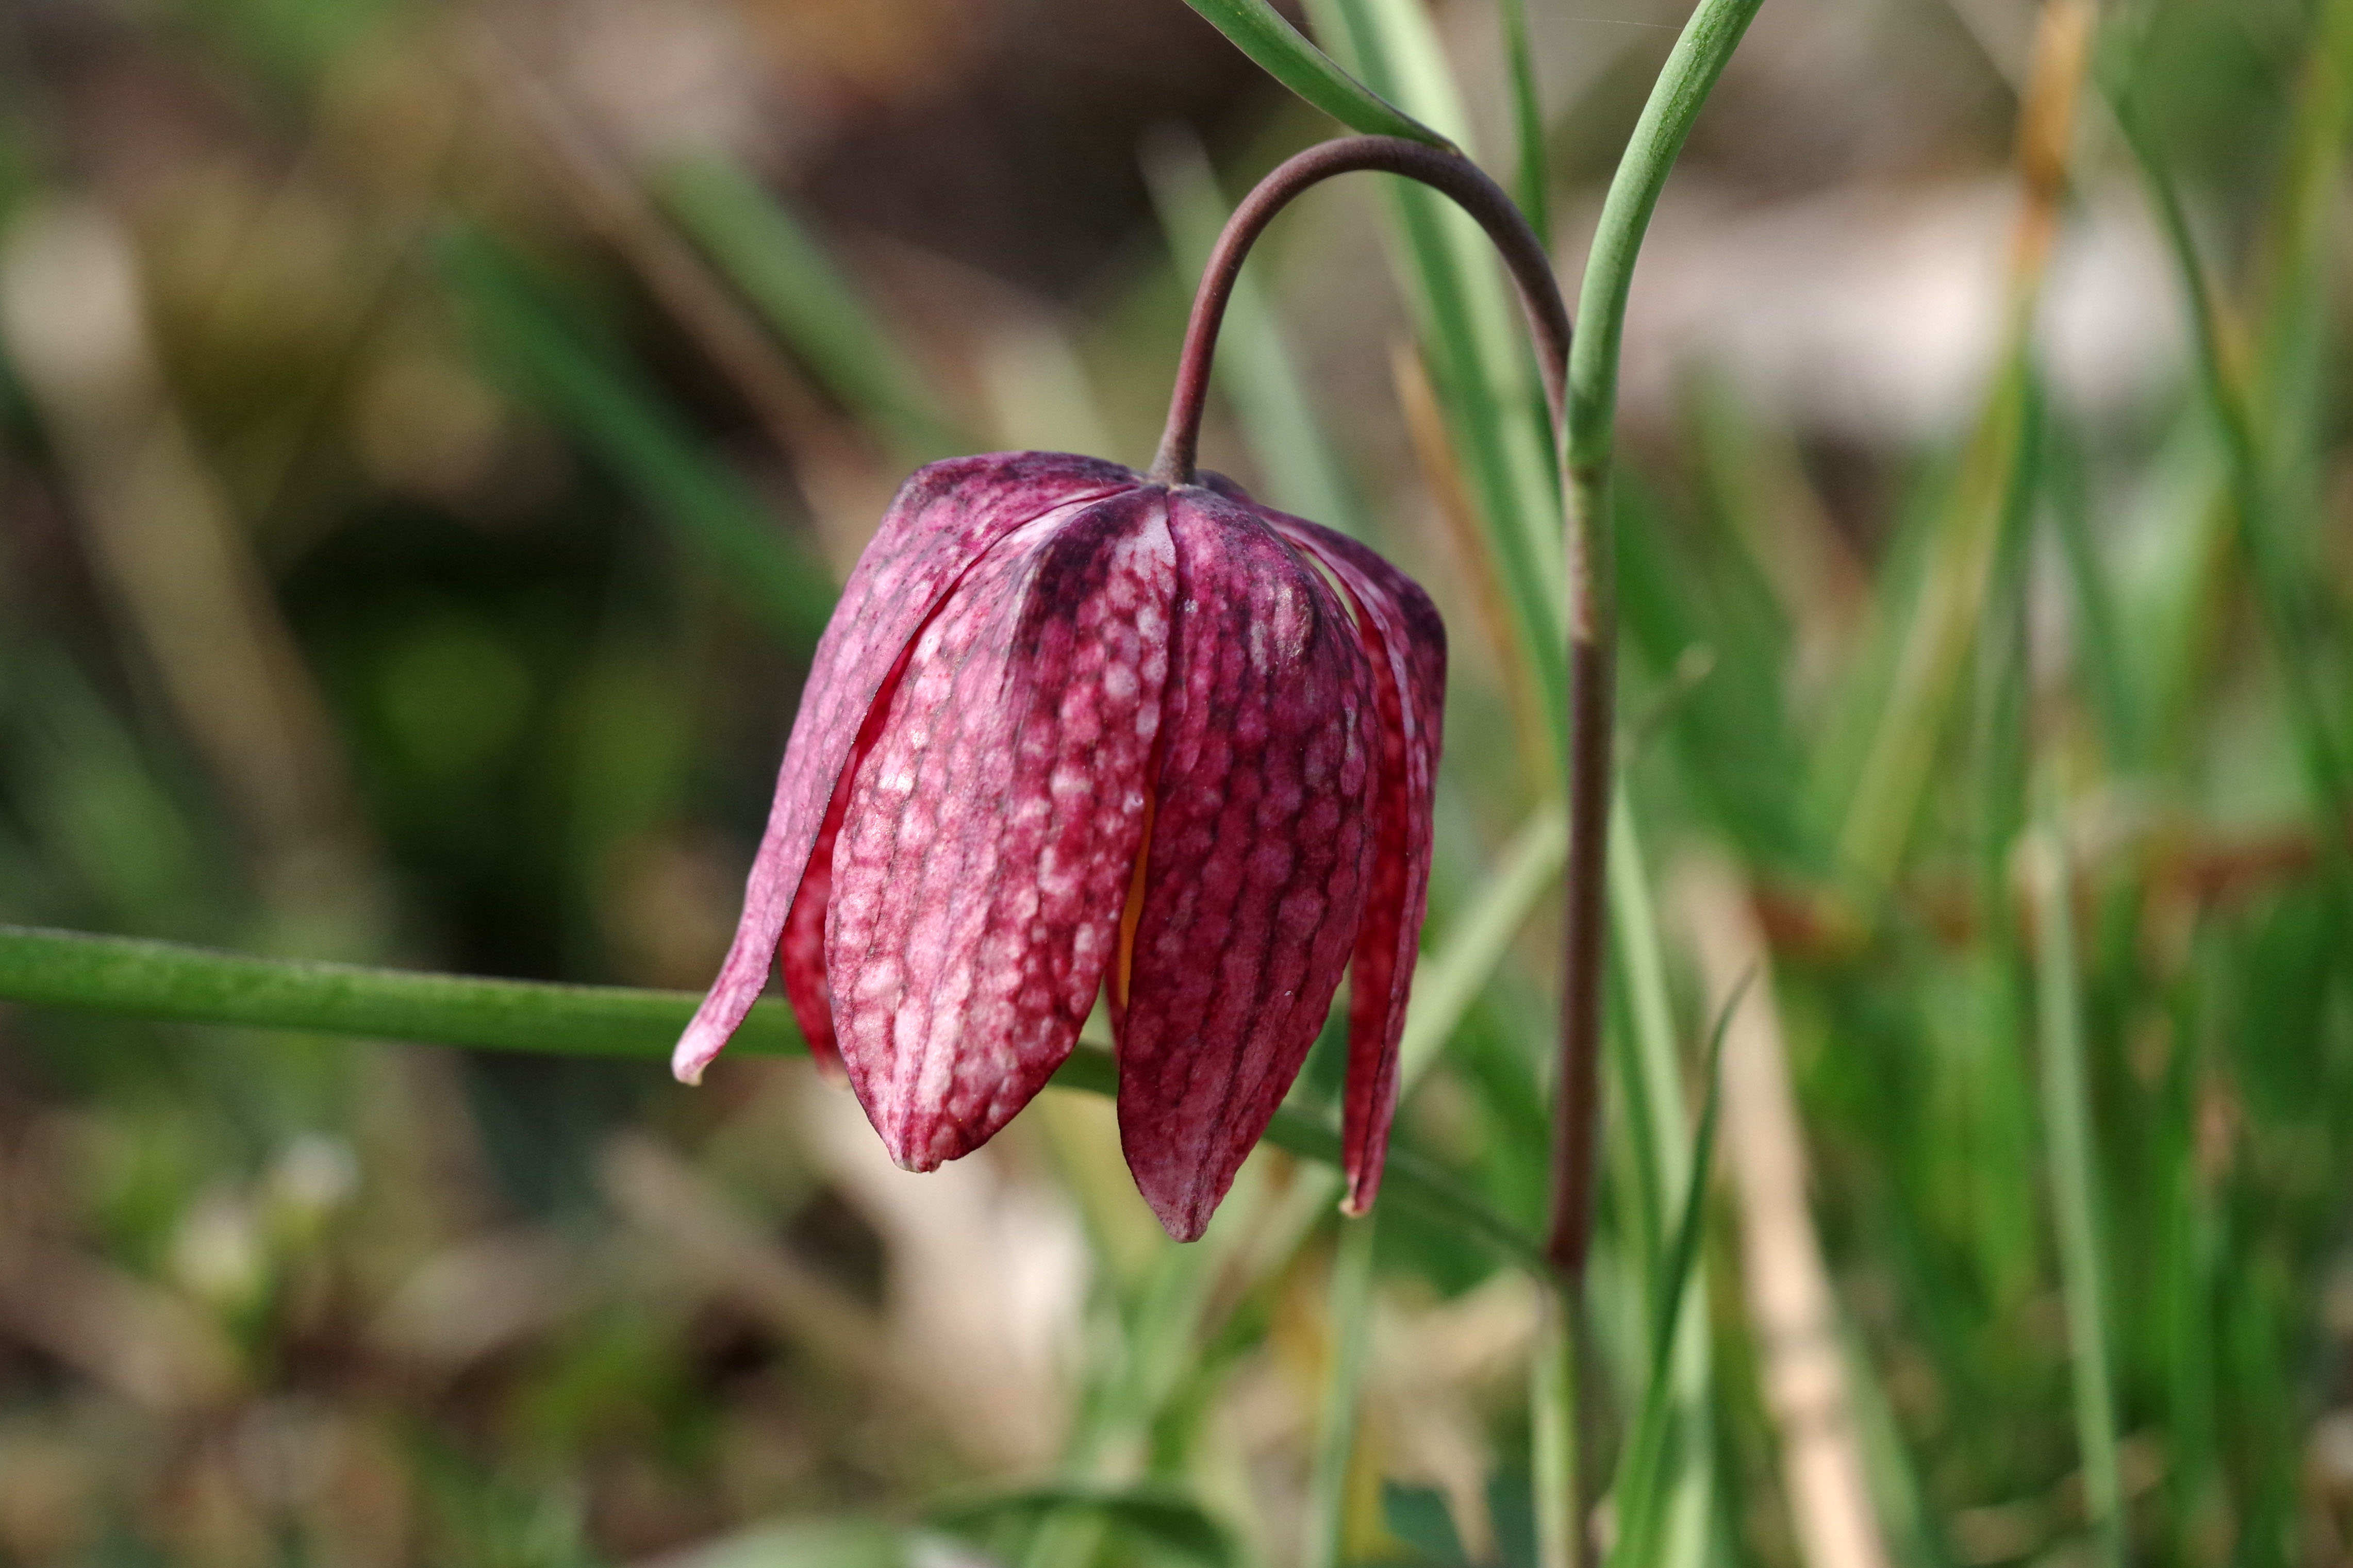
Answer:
[1149,136,1569,490]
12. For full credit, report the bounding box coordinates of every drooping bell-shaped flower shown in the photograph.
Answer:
[674,450,1441,1241]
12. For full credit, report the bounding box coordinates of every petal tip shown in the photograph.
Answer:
[671,1021,726,1086]
[1134,1175,1214,1243]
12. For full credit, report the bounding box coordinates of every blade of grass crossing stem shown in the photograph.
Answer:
[1303,1214,1379,1568]
[0,925,1546,1273]
[1304,0,1569,770]
[1182,0,1453,146]
[444,231,837,643]
[653,153,967,463]
[1142,129,1365,534]
[1608,970,1743,1568]
[1498,0,1552,241]
[1605,793,1715,1568]
[2027,826,2125,1568]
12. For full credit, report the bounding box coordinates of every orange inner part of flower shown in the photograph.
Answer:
[1109,787,1157,1013]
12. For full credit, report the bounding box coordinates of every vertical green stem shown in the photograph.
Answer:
[1533,1280,1585,1568]
[1304,1215,1380,1568]
[2029,826,2125,1568]
[1498,0,1552,240]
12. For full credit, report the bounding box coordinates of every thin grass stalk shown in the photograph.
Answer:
[1606,964,1741,1568]
[1604,798,1715,1568]
[1303,1215,1379,1568]
[2027,826,2126,1568]
[1533,1282,1585,1568]
[1497,0,1552,241]
[1837,0,2091,881]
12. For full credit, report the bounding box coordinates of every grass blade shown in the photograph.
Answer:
[1303,1214,1379,1568]
[2026,827,2125,1568]
[1605,965,1745,1568]
[1498,0,1551,240]
[1181,0,1454,148]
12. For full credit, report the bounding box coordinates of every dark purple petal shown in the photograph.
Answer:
[827,490,1176,1169]
[1265,509,1446,1215]
[674,453,1135,1085]
[1115,488,1377,1242]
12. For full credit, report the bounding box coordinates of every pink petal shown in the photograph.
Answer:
[1115,489,1378,1242]
[1263,507,1447,1215]
[826,489,1176,1168]
[673,453,1135,1085]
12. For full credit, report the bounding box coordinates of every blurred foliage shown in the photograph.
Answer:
[3,0,2352,1565]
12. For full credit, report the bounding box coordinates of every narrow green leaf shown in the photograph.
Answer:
[0,921,790,1058]
[2027,826,2126,1568]
[1603,791,1719,1568]
[2044,412,2144,769]
[1607,969,1746,1568]
[1304,1215,1379,1568]
[1837,354,2040,881]
[444,230,837,642]
[1182,0,1454,148]
[1498,0,1551,241]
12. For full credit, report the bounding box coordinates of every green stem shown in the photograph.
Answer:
[2027,830,2125,1568]
[1532,1280,1585,1568]
[1498,0,1552,242]
[1303,1214,1379,1568]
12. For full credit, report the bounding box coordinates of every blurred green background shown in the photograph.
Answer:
[2,0,2350,1563]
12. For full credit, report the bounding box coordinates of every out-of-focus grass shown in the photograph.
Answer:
[1,0,2350,1564]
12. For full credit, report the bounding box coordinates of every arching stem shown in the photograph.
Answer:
[1149,136,1609,1284]
[1150,136,1567,486]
